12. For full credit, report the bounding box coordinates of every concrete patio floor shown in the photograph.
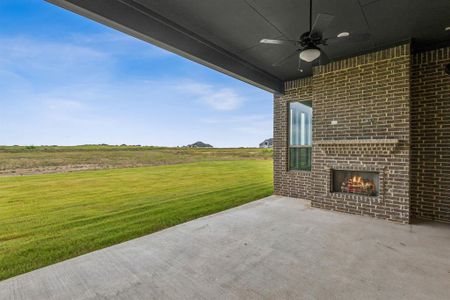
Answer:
[1,196,449,300]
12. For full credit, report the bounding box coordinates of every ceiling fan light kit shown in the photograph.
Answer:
[299,46,321,62]
[260,0,370,71]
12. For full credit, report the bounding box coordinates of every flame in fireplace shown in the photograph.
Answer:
[340,175,377,196]
[351,176,363,185]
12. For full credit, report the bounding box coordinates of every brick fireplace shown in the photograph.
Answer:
[330,169,379,197]
[274,44,450,224]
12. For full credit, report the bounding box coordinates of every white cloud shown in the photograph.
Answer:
[0,34,272,147]
[0,36,112,89]
[0,33,174,86]
[201,114,273,135]
[0,36,108,67]
[46,99,84,111]
[178,81,244,111]
[202,88,243,111]
[67,32,174,59]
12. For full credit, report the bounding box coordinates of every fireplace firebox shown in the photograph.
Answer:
[331,169,379,197]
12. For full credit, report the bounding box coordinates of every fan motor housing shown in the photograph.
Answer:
[445,64,450,75]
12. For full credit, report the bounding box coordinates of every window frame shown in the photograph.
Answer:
[287,100,312,171]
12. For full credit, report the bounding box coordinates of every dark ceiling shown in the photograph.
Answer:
[48,0,450,93]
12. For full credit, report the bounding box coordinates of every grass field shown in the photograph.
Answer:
[0,149,273,280]
[0,145,272,176]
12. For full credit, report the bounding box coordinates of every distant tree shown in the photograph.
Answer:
[185,141,213,148]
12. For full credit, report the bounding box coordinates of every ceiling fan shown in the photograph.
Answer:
[260,0,370,71]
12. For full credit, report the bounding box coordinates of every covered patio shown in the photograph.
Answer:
[1,196,449,299]
[45,0,450,224]
[5,0,447,298]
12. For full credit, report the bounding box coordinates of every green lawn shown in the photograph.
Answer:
[0,160,273,280]
[0,145,272,175]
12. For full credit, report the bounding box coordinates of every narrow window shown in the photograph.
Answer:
[289,101,312,170]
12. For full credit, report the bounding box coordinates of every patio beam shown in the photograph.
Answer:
[45,0,284,94]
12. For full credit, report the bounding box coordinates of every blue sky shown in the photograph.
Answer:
[0,0,272,147]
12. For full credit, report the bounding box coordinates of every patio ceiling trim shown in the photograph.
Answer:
[46,0,284,94]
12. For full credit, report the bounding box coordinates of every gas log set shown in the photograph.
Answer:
[340,175,377,196]
[332,170,379,197]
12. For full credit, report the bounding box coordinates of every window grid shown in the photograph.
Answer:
[289,101,312,171]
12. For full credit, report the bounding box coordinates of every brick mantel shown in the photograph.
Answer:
[314,139,399,145]
[315,139,400,154]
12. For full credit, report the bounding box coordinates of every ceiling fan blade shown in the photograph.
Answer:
[325,32,371,44]
[318,47,331,65]
[260,38,297,46]
[310,13,334,37]
[273,50,299,67]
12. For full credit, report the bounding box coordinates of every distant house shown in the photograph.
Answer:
[186,141,213,148]
[259,138,273,148]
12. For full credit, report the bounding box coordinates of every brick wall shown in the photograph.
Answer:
[411,47,450,223]
[274,44,411,223]
[311,44,411,223]
[273,78,312,199]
